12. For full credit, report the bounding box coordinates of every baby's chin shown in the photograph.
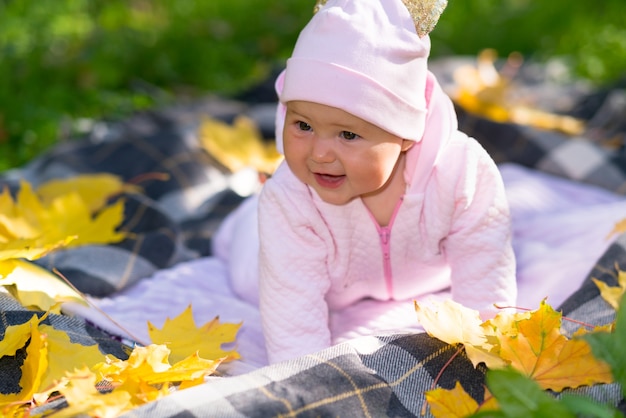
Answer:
[308,185,358,206]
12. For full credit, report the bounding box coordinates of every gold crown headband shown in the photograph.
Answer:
[313,0,447,38]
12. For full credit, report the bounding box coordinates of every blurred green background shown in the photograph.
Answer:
[0,0,624,170]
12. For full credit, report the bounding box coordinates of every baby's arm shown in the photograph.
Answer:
[443,137,517,318]
[258,166,332,364]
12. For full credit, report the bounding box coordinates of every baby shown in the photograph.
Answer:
[223,0,517,364]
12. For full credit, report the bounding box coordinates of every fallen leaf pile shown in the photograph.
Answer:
[0,174,134,313]
[0,176,242,417]
[0,307,240,417]
[416,294,618,417]
[0,175,134,315]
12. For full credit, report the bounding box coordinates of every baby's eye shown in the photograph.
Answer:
[340,131,358,140]
[298,121,311,131]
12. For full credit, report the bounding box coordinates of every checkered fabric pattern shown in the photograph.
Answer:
[120,230,626,418]
[121,333,484,418]
[1,60,626,416]
[0,99,252,297]
[457,106,626,195]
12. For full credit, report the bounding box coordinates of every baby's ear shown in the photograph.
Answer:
[401,139,415,152]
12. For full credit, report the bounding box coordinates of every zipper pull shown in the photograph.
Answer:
[380,227,390,245]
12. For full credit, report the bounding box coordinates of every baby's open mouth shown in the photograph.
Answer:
[314,172,345,188]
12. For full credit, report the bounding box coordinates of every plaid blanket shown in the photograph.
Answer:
[1,59,626,416]
[121,258,626,417]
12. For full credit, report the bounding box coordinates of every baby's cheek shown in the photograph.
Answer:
[376,162,399,185]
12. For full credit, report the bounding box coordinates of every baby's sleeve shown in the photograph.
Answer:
[258,167,332,364]
[443,138,517,318]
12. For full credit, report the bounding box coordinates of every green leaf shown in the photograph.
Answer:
[469,410,507,418]
[584,295,626,398]
[558,393,622,418]
[483,368,575,418]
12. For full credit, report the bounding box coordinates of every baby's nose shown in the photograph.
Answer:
[311,137,335,163]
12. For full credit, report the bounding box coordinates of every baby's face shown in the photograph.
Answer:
[283,101,412,205]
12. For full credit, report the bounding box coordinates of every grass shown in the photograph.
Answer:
[0,0,624,170]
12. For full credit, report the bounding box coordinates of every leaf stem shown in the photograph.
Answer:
[53,268,150,346]
[433,345,464,389]
[421,345,464,416]
[127,172,170,185]
[494,303,597,329]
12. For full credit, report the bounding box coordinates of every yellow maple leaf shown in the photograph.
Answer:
[592,269,626,311]
[0,313,40,358]
[481,308,532,337]
[0,235,74,265]
[119,377,170,407]
[0,314,48,408]
[415,299,505,368]
[148,351,222,385]
[425,381,480,418]
[416,299,613,396]
[52,367,133,418]
[0,403,29,417]
[0,185,39,241]
[40,191,127,248]
[93,350,161,408]
[0,181,51,241]
[93,344,222,407]
[0,260,15,279]
[36,173,141,213]
[0,312,108,411]
[0,259,86,312]
[0,179,127,314]
[0,179,126,262]
[426,383,500,418]
[177,357,218,390]
[95,344,172,383]
[0,309,230,416]
[100,345,222,385]
[452,49,584,136]
[37,324,107,392]
[497,300,613,391]
[94,346,172,408]
[148,305,241,364]
[199,115,283,175]
[479,389,499,412]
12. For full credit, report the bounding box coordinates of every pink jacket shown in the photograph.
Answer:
[258,74,517,364]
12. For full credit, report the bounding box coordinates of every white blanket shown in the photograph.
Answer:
[65,163,626,375]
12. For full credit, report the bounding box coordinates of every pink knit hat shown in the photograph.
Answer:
[280,0,432,142]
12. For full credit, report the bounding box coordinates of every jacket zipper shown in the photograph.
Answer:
[379,226,393,297]
[368,197,403,299]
